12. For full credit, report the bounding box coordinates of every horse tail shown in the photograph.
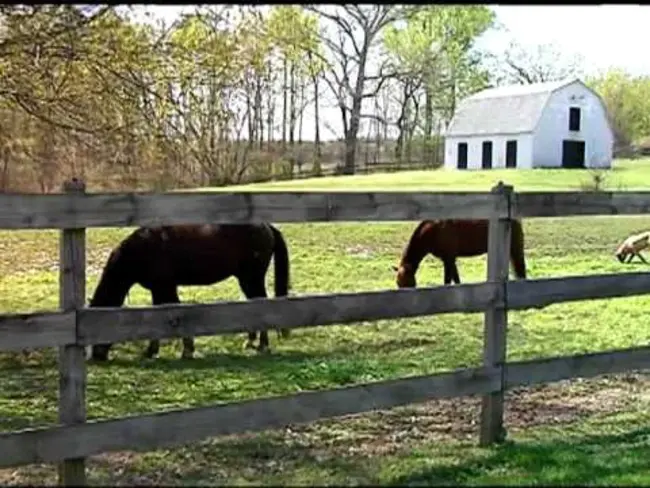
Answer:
[269,224,290,298]
[510,219,527,279]
[269,224,291,339]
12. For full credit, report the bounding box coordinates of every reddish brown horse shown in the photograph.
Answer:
[89,223,290,361]
[393,219,527,288]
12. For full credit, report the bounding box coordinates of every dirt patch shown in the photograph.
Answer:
[1,372,648,485]
[271,372,649,459]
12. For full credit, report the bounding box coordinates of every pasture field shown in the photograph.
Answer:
[1,163,650,485]
[209,157,650,192]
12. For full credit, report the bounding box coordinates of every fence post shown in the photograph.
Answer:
[479,181,513,446]
[58,178,87,486]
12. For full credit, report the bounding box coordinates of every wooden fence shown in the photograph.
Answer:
[2,178,650,486]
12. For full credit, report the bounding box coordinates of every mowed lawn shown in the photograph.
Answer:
[198,157,650,192]
[1,160,650,485]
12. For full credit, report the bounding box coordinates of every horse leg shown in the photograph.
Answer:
[143,287,191,359]
[450,259,461,284]
[237,273,271,353]
[238,277,258,351]
[442,258,453,285]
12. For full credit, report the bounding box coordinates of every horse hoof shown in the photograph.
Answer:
[142,351,158,360]
[256,345,272,355]
[181,351,194,360]
[243,340,257,351]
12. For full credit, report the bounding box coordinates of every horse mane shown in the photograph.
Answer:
[89,235,139,307]
[402,220,435,264]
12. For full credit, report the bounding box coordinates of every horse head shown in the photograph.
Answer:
[614,241,630,263]
[91,343,112,362]
[392,263,416,288]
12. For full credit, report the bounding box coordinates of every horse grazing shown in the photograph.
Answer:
[615,231,650,264]
[89,223,291,361]
[393,219,527,288]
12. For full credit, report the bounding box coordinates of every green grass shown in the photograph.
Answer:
[1,159,650,485]
[196,157,650,192]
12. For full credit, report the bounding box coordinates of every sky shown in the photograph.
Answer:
[133,5,650,141]
[484,5,650,76]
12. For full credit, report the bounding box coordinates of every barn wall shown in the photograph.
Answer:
[532,81,614,168]
[444,134,533,170]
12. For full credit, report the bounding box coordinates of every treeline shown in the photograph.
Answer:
[0,5,647,192]
[585,70,650,153]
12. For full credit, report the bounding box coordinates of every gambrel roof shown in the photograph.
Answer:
[446,78,584,137]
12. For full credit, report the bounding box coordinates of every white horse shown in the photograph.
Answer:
[615,231,650,264]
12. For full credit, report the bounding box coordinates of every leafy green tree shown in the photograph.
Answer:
[586,69,650,148]
[383,6,494,161]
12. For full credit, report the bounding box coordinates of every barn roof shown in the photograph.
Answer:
[446,78,581,137]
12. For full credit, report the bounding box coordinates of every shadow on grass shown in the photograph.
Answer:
[90,432,380,486]
[84,420,650,486]
[0,366,58,432]
[389,426,650,486]
[91,336,443,373]
[92,350,316,373]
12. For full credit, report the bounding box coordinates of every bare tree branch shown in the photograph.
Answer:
[307,4,406,173]
[498,41,584,85]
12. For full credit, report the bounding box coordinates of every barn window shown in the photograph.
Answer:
[506,140,517,168]
[457,142,468,169]
[569,107,581,131]
[481,141,493,169]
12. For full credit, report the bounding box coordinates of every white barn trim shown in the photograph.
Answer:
[444,78,614,170]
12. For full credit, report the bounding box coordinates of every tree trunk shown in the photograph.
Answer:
[289,61,296,147]
[265,60,274,152]
[424,83,434,160]
[298,80,305,145]
[394,83,411,161]
[256,75,264,149]
[281,56,288,152]
[313,75,321,159]
[343,45,370,175]
[344,99,361,175]
[246,79,254,148]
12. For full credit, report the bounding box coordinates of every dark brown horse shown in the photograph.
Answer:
[393,219,527,288]
[89,223,290,361]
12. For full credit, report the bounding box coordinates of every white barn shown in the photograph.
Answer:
[443,78,614,170]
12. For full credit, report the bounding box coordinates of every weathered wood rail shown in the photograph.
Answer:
[1,179,650,486]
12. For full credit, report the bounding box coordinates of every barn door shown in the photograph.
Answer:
[482,141,493,169]
[457,142,468,169]
[562,140,586,168]
[505,140,517,168]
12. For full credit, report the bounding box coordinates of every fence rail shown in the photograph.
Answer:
[3,344,650,470]
[5,189,650,230]
[1,179,649,485]
[4,271,650,353]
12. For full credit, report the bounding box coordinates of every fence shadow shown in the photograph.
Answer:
[83,417,650,486]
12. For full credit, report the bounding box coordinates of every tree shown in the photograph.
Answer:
[307,5,404,174]
[494,40,584,85]
[586,69,650,149]
[267,6,321,157]
[383,6,494,161]
[0,5,334,191]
